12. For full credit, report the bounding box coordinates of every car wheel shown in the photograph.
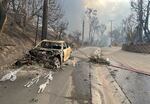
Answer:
[53,57,61,69]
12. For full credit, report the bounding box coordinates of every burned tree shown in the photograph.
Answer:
[41,0,48,40]
[8,0,43,27]
[41,0,64,40]
[99,24,107,36]
[129,0,150,43]
[138,0,144,42]
[51,21,68,39]
[123,14,137,43]
[143,0,150,42]
[85,8,97,44]
[8,0,64,40]
[73,30,81,43]
[0,0,8,31]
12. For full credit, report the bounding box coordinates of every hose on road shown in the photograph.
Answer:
[108,62,150,76]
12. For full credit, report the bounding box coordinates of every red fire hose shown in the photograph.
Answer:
[108,61,150,76]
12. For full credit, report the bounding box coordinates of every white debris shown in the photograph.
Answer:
[37,71,54,93]
[94,49,102,58]
[72,58,77,67]
[0,67,23,82]
[38,80,49,93]
[106,58,110,62]
[44,71,53,81]
[0,71,13,81]
[24,75,41,87]
[10,74,17,81]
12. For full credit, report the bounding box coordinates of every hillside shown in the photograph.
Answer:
[0,16,35,68]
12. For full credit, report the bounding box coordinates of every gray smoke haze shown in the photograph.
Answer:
[59,0,131,38]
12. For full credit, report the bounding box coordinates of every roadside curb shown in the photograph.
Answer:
[91,64,131,104]
[105,66,131,104]
[90,65,103,104]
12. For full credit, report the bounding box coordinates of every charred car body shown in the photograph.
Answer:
[15,40,72,69]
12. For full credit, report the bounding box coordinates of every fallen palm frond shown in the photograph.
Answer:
[89,49,110,65]
[89,56,110,65]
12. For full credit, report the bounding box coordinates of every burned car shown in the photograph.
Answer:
[15,40,72,69]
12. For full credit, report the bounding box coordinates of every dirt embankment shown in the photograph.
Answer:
[0,16,36,69]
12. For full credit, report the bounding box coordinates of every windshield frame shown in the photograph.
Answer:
[35,41,63,50]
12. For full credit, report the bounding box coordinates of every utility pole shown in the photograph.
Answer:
[82,20,85,46]
[41,0,48,40]
[89,19,91,44]
[110,20,113,47]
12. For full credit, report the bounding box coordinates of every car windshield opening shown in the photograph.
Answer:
[38,41,62,49]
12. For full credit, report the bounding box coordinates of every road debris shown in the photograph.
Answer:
[91,49,150,76]
[93,48,102,57]
[24,75,41,87]
[89,55,110,65]
[89,49,110,65]
[30,98,38,103]
[38,80,49,93]
[44,71,53,81]
[72,58,78,67]
[23,70,54,93]
[0,67,24,82]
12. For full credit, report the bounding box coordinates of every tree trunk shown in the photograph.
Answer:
[143,1,150,42]
[0,0,8,32]
[41,0,48,40]
[137,0,143,42]
[82,20,85,45]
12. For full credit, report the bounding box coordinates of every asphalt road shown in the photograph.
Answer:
[3,46,148,104]
[0,47,96,104]
[102,47,150,104]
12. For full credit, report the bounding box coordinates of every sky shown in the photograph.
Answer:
[59,0,131,35]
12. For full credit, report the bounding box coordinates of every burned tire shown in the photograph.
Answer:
[53,57,61,69]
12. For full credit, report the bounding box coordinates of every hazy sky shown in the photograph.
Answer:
[59,0,131,34]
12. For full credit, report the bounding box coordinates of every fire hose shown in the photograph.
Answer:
[108,62,150,76]
[74,49,150,76]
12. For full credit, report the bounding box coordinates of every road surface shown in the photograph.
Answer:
[1,47,150,104]
[102,47,150,104]
[0,47,96,104]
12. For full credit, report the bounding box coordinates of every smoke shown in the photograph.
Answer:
[82,0,131,33]
[58,0,131,38]
[83,0,106,8]
[83,0,129,8]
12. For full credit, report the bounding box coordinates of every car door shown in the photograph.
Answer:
[63,43,68,62]
[66,43,72,58]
